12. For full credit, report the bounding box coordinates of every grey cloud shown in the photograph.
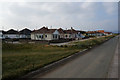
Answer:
[0,2,118,32]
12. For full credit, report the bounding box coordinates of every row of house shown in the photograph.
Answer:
[0,28,31,39]
[86,30,112,36]
[31,27,85,40]
[0,27,85,40]
[0,26,112,40]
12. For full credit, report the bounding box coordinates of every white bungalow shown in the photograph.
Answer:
[4,29,19,39]
[31,27,60,40]
[19,28,31,39]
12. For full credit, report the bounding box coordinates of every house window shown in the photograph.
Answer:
[69,35,71,38]
[39,35,41,38]
[55,35,57,38]
[41,35,43,39]
[53,34,57,39]
[65,35,67,38]
[45,35,47,38]
[53,35,54,38]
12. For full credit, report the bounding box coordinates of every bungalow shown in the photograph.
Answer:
[31,27,60,40]
[19,28,31,39]
[64,27,77,39]
[103,32,112,36]
[86,31,99,36]
[97,30,112,36]
[87,30,110,37]
[30,26,86,41]
[58,27,85,40]
[4,29,19,39]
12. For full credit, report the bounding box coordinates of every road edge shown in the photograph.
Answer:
[107,36,119,78]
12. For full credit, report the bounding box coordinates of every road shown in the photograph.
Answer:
[33,36,118,78]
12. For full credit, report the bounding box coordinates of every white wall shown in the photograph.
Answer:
[31,33,53,40]
[45,34,52,40]
[64,34,70,39]
[31,34,35,40]
[4,34,19,39]
[59,34,64,38]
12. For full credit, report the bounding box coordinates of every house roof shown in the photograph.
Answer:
[97,30,104,33]
[64,30,72,34]
[32,27,57,34]
[64,29,77,34]
[6,29,19,34]
[58,28,64,34]
[104,32,112,34]
[87,31,112,34]
[2,31,7,34]
[32,27,86,34]
[19,28,31,35]
[87,31,100,34]
[47,29,57,34]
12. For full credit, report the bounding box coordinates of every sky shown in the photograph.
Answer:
[0,1,118,32]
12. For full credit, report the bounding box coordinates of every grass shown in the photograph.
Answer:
[61,35,116,50]
[2,43,80,80]
[2,35,116,80]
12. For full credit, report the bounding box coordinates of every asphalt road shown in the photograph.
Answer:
[33,36,118,78]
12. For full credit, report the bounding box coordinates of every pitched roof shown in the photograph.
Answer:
[2,31,7,34]
[32,27,86,34]
[49,29,57,33]
[58,28,64,34]
[97,30,104,33]
[32,27,57,34]
[64,29,77,34]
[19,28,31,35]
[6,29,19,34]
[87,31,103,34]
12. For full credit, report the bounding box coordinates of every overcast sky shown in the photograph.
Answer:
[0,2,118,32]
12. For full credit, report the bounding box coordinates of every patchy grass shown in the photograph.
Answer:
[2,35,116,80]
[2,43,79,80]
[68,35,116,49]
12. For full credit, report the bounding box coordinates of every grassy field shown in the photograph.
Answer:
[2,35,116,80]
